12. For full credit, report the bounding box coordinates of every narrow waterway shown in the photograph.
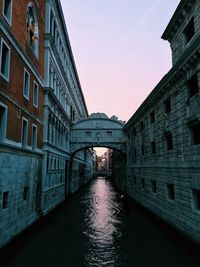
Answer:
[1,178,199,267]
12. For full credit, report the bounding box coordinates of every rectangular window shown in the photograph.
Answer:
[22,118,28,148]
[32,124,37,150]
[150,111,155,124]
[0,103,7,142]
[3,191,9,209]
[23,69,30,100]
[107,131,112,137]
[3,0,12,24]
[141,178,145,189]
[141,145,145,156]
[133,127,136,136]
[33,81,39,107]
[23,186,29,201]
[151,141,156,154]
[187,74,199,99]
[85,131,91,138]
[167,183,175,200]
[140,121,144,131]
[164,97,171,113]
[0,38,10,81]
[151,180,157,193]
[191,124,200,145]
[165,132,173,151]
[192,189,200,210]
[133,176,137,186]
[184,18,195,44]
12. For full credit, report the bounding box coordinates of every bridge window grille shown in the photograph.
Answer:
[151,180,157,193]
[167,183,175,201]
[184,17,195,44]
[192,189,200,210]
[190,123,200,145]
[187,74,199,99]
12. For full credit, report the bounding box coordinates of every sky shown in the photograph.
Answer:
[60,0,180,123]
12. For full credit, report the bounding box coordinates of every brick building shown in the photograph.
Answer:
[114,0,200,244]
[0,0,45,247]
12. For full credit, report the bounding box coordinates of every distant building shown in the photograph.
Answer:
[114,0,200,244]
[0,0,45,246]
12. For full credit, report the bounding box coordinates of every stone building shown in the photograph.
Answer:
[114,0,200,244]
[42,0,93,214]
[0,0,45,247]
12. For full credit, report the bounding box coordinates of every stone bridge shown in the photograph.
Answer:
[70,113,126,155]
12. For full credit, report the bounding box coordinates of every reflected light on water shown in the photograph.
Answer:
[81,178,122,266]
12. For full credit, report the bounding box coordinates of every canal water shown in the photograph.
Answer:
[1,178,199,267]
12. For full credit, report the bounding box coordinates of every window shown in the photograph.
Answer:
[32,124,37,150]
[192,189,200,210]
[141,145,145,156]
[3,191,9,209]
[0,38,10,81]
[22,118,28,148]
[141,178,145,189]
[133,127,136,136]
[23,186,29,201]
[151,141,156,154]
[151,180,157,193]
[140,121,144,131]
[167,183,175,200]
[164,97,171,113]
[184,18,195,44]
[191,123,200,145]
[0,103,7,142]
[23,69,30,100]
[187,74,199,99]
[85,131,91,138]
[26,3,39,57]
[150,111,155,124]
[165,132,173,151]
[33,81,39,107]
[107,131,112,137]
[133,176,137,186]
[3,0,12,24]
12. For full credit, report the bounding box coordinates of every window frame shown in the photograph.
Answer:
[0,102,8,142]
[23,68,30,100]
[33,81,39,108]
[0,38,11,82]
[32,123,37,150]
[21,117,28,148]
[2,0,13,25]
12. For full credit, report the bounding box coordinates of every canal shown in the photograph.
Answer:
[1,178,199,267]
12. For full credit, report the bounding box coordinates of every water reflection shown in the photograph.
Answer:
[82,178,122,266]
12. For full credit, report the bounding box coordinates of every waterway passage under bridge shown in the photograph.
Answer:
[1,179,199,267]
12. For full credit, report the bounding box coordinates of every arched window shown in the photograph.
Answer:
[26,3,39,57]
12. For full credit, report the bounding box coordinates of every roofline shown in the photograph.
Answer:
[56,0,89,116]
[161,0,186,41]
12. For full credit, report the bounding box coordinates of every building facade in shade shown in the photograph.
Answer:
[0,0,45,246]
[42,0,93,214]
[113,0,200,244]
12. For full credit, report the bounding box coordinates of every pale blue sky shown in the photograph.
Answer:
[60,0,180,122]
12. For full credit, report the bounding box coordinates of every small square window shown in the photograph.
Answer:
[164,97,171,113]
[33,82,39,107]
[150,111,155,124]
[3,0,12,24]
[184,18,195,44]
[0,39,10,81]
[192,189,200,210]
[3,191,9,209]
[151,180,157,193]
[23,69,30,100]
[167,183,175,200]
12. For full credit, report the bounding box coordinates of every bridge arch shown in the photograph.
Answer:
[70,113,126,155]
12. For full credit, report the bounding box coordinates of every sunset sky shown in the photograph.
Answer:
[60,1,180,122]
